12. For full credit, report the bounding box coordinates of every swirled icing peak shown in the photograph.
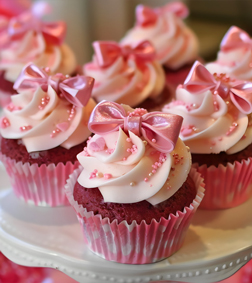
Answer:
[206,26,252,81]
[120,1,199,69]
[83,40,165,107]
[0,2,76,82]
[77,100,191,205]
[163,61,252,154]
[0,63,96,152]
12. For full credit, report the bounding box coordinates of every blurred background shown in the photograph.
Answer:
[35,0,252,65]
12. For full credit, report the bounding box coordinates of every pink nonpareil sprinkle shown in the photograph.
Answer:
[0,117,10,128]
[104,173,112,179]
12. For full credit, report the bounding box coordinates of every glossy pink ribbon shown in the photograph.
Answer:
[93,40,155,68]
[183,61,252,114]
[89,100,183,153]
[220,26,252,52]
[136,2,189,26]
[13,63,94,107]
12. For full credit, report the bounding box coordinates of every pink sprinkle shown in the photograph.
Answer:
[20,125,32,131]
[104,173,112,179]
[152,170,156,173]
[144,178,148,182]
[126,138,131,142]
[0,117,10,128]
[93,169,98,173]
[123,157,127,161]
[152,139,156,143]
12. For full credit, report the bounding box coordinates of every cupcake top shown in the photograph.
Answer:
[206,26,252,81]
[0,63,96,152]
[83,40,165,107]
[0,2,76,83]
[120,1,199,69]
[77,100,191,205]
[163,61,252,154]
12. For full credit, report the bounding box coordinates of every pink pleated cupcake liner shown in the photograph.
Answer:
[193,157,252,210]
[0,152,79,206]
[65,167,205,264]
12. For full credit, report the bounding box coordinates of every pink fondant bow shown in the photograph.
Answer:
[183,61,252,114]
[88,100,183,153]
[93,40,155,68]
[136,2,189,27]
[13,63,94,107]
[220,26,252,52]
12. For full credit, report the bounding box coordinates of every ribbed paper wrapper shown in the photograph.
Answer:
[65,167,205,264]
[0,152,79,206]
[193,158,252,209]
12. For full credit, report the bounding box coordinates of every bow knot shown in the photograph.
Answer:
[136,2,189,27]
[183,61,252,114]
[220,26,252,52]
[88,100,183,153]
[93,40,155,68]
[13,63,95,107]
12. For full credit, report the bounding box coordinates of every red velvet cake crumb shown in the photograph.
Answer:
[192,143,252,167]
[73,175,196,225]
[0,71,17,94]
[0,137,86,166]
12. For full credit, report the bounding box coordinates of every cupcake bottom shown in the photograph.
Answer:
[0,137,87,206]
[192,144,252,209]
[65,167,204,264]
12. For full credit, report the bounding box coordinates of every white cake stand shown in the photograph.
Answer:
[0,163,251,283]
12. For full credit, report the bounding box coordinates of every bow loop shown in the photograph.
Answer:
[93,40,155,68]
[88,101,183,153]
[182,61,252,114]
[14,63,94,107]
[220,26,252,52]
[136,5,158,26]
[183,61,218,94]
[162,1,189,19]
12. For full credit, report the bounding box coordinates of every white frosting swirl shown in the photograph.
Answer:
[0,86,96,152]
[83,56,165,107]
[163,86,252,154]
[206,48,252,81]
[77,128,191,205]
[120,12,199,69]
[0,31,77,82]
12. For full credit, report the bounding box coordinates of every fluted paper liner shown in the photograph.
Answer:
[65,167,205,264]
[193,158,252,210]
[0,152,79,206]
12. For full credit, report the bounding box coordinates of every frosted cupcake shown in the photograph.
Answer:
[83,40,165,110]
[65,100,204,264]
[0,63,96,206]
[0,2,77,107]
[120,1,199,100]
[206,26,252,81]
[163,61,252,209]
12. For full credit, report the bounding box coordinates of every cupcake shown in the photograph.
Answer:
[163,61,252,209]
[0,63,96,206]
[0,2,77,107]
[65,100,204,264]
[120,1,199,100]
[83,40,166,110]
[206,26,252,81]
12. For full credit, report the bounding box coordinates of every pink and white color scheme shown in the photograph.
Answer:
[206,26,252,81]
[65,167,204,264]
[65,100,205,263]
[120,1,199,70]
[163,61,252,209]
[83,40,165,107]
[0,63,96,206]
